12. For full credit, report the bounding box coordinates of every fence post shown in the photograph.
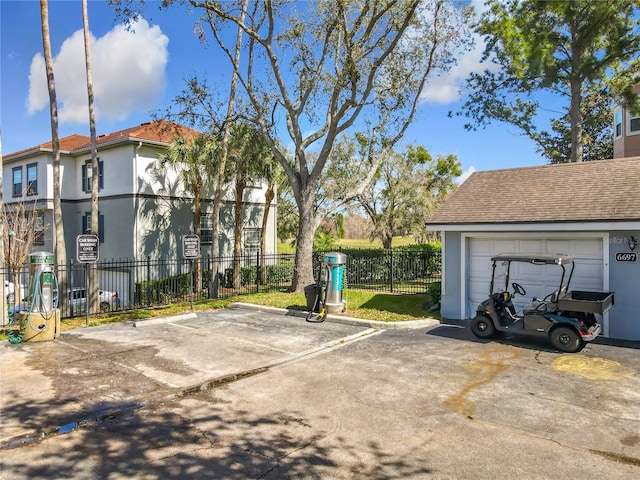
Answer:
[389,249,394,294]
[206,256,212,299]
[146,255,151,307]
[212,255,219,300]
[69,259,75,317]
[256,250,260,293]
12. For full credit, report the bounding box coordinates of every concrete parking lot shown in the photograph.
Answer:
[1,305,639,479]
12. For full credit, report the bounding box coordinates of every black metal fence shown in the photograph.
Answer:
[3,249,441,320]
[314,248,441,295]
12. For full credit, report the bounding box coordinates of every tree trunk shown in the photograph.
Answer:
[259,186,275,285]
[569,78,584,163]
[569,21,583,163]
[40,0,68,301]
[193,192,202,292]
[381,232,393,250]
[209,0,247,298]
[290,194,316,292]
[82,0,100,314]
[232,177,246,290]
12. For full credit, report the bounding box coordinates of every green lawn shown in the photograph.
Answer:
[278,235,418,253]
[1,287,438,341]
[233,289,436,322]
[1,288,437,340]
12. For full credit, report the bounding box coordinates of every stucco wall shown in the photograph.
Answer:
[440,231,462,320]
[608,231,640,340]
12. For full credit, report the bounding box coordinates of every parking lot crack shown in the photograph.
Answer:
[254,434,330,480]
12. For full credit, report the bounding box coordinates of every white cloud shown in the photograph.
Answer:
[27,19,169,123]
[456,166,476,184]
[420,0,494,105]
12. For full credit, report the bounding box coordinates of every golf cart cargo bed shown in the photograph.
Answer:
[558,290,614,315]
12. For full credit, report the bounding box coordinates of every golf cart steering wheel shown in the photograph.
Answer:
[512,282,526,296]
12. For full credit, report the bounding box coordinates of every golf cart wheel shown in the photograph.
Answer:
[99,302,110,313]
[550,327,583,353]
[470,315,496,339]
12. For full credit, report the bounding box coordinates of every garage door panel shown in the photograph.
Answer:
[573,240,602,258]
[546,239,572,254]
[470,239,493,255]
[494,239,517,252]
[519,239,544,252]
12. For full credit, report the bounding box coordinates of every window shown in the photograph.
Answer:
[33,213,45,246]
[200,214,213,244]
[243,229,261,259]
[629,111,640,136]
[12,167,22,197]
[82,159,104,192]
[26,163,38,195]
[615,108,623,139]
[82,213,105,243]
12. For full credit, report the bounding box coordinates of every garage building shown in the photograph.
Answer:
[426,157,640,341]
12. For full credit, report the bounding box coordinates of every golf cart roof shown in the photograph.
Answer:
[491,253,574,265]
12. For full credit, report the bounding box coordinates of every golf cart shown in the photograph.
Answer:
[470,253,614,353]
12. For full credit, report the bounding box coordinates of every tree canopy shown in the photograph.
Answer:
[113,0,472,290]
[458,0,640,163]
[197,0,472,289]
[356,144,461,248]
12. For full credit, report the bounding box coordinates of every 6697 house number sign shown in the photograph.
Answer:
[615,252,638,263]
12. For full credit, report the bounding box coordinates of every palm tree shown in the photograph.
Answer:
[259,154,284,284]
[227,123,272,290]
[82,0,99,313]
[159,134,218,292]
[40,0,67,298]
[209,0,248,298]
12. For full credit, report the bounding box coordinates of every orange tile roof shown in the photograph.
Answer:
[89,120,200,147]
[5,121,201,158]
[427,157,640,225]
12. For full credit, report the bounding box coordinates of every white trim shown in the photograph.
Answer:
[614,107,623,140]
[602,234,610,337]
[429,222,640,232]
[460,235,467,319]
[460,232,609,329]
[441,237,446,296]
[626,110,640,137]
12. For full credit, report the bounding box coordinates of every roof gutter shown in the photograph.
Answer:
[426,221,640,232]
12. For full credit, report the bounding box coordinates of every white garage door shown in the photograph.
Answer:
[467,237,604,319]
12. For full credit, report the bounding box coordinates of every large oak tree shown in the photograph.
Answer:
[112,0,471,290]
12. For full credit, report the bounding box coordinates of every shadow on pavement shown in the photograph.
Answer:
[593,337,640,350]
[2,392,435,480]
[426,322,561,353]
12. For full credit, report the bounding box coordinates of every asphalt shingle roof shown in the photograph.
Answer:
[427,157,640,225]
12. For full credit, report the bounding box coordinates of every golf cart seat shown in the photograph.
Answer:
[523,300,553,315]
[551,286,567,303]
[523,287,566,315]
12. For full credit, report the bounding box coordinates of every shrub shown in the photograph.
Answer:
[428,281,442,306]
[222,260,295,288]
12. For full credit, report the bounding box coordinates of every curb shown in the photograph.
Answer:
[229,302,441,330]
[132,312,198,328]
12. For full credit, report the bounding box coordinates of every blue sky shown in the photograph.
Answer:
[1,0,547,181]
